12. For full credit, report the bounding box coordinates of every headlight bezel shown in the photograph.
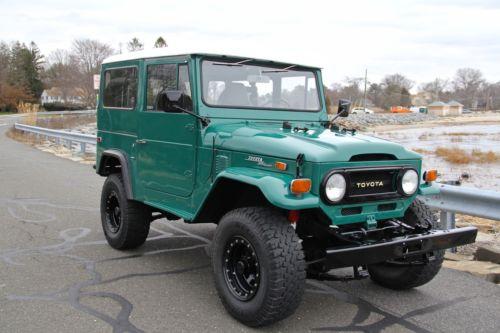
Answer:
[321,171,348,204]
[397,168,419,196]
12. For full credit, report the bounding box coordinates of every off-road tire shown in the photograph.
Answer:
[368,199,444,290]
[100,174,150,250]
[212,207,306,327]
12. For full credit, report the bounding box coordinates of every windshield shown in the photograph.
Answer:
[201,59,321,111]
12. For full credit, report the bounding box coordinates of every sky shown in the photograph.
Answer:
[1,0,500,89]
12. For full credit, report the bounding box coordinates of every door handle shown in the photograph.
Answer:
[136,139,147,144]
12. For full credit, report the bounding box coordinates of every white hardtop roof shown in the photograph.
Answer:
[102,48,320,68]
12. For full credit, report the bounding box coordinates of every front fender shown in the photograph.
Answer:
[216,167,319,210]
[418,182,440,196]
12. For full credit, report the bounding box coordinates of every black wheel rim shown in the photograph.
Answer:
[222,236,260,301]
[105,191,121,234]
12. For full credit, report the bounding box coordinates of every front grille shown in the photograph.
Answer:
[349,154,396,161]
[341,207,362,215]
[378,203,397,211]
[322,166,412,204]
[347,168,398,197]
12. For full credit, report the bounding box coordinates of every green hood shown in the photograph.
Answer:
[208,121,419,162]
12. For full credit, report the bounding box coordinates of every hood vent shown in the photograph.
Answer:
[349,154,396,162]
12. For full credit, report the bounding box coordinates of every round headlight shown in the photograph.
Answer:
[401,169,419,195]
[325,173,347,203]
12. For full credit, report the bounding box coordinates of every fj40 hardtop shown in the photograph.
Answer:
[96,50,477,327]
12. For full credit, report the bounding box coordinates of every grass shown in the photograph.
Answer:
[471,149,499,163]
[435,147,472,164]
[0,111,15,116]
[33,114,95,129]
[444,132,480,136]
[412,148,433,154]
[6,127,43,146]
[435,147,499,164]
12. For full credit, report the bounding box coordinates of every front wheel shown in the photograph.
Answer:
[212,207,306,327]
[368,199,444,290]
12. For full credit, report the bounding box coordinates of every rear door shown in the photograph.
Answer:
[137,60,196,198]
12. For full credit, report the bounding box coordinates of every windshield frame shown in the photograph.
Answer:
[200,57,323,113]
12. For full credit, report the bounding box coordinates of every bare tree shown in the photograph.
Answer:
[44,49,81,103]
[154,37,167,48]
[382,73,413,91]
[452,68,484,108]
[420,78,449,101]
[127,37,144,52]
[71,39,114,107]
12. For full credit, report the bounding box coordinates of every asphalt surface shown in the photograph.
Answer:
[1,114,499,333]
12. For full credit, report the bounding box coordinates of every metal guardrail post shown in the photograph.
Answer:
[439,211,456,230]
[80,142,86,153]
[440,211,457,252]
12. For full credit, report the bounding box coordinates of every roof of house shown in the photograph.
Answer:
[102,48,320,68]
[448,100,464,106]
[428,101,448,107]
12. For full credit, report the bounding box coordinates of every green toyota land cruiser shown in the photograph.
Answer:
[96,50,477,327]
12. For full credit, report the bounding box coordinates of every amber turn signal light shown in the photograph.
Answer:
[275,161,288,171]
[290,178,312,194]
[424,169,438,182]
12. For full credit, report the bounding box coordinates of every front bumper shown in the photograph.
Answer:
[325,226,477,269]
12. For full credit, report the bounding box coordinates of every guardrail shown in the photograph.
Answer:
[419,183,500,229]
[14,123,96,153]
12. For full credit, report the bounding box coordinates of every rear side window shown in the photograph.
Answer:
[103,67,138,109]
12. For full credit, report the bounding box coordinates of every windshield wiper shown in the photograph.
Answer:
[261,64,297,73]
[212,59,252,67]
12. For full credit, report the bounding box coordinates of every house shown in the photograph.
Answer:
[427,101,449,116]
[40,87,85,105]
[447,100,464,116]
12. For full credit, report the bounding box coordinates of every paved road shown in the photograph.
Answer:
[1,114,499,333]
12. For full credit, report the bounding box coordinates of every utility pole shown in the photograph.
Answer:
[363,68,367,111]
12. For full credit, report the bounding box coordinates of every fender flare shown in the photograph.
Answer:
[97,149,134,199]
[213,167,319,210]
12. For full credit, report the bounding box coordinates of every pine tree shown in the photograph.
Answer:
[127,38,143,52]
[7,41,44,98]
[154,37,167,48]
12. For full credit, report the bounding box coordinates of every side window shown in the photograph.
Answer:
[146,63,193,111]
[146,64,176,110]
[103,67,137,109]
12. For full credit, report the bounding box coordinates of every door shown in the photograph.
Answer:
[137,62,196,197]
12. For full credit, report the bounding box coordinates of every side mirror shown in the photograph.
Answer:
[337,99,351,117]
[157,90,183,112]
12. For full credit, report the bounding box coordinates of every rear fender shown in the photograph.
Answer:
[97,149,134,200]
